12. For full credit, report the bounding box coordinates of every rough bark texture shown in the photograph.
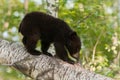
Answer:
[0,39,114,80]
[46,0,59,17]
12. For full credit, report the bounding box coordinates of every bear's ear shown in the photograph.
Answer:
[69,31,77,40]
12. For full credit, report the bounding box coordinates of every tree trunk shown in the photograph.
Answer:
[24,0,28,14]
[46,0,59,56]
[46,0,59,17]
[0,39,114,80]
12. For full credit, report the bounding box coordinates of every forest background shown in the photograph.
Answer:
[0,0,120,80]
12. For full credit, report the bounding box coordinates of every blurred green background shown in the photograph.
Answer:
[0,0,120,80]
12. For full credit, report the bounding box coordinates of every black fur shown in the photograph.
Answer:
[19,11,81,64]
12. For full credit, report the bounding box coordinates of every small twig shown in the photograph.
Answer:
[92,30,104,62]
[77,13,93,24]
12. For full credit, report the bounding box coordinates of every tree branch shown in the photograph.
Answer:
[0,39,114,80]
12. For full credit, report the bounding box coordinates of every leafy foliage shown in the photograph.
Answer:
[59,0,120,79]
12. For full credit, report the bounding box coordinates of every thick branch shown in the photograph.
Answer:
[0,39,114,80]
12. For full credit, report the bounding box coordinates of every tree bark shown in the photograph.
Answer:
[46,0,59,17]
[0,39,114,80]
[46,0,59,56]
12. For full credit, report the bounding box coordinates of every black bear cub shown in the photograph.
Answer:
[19,11,81,64]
